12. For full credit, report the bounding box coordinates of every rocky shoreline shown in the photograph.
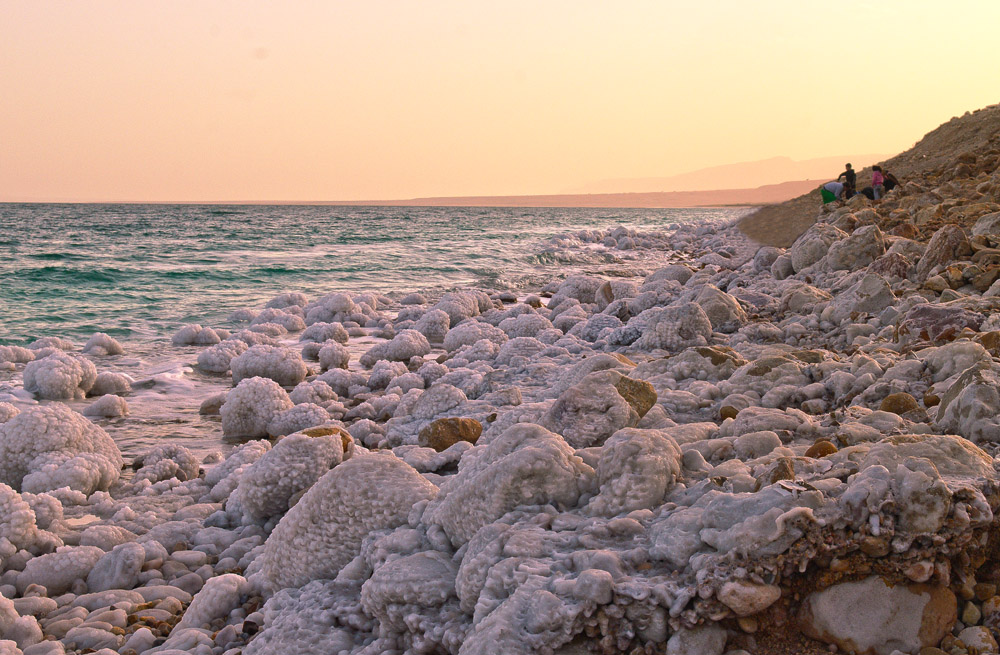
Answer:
[3,110,1000,655]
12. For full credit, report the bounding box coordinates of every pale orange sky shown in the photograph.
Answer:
[1,1,998,202]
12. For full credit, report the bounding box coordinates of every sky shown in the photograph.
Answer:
[1,1,998,202]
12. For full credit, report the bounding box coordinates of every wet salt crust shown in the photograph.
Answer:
[2,208,1000,655]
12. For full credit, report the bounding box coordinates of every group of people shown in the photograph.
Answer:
[821,163,900,204]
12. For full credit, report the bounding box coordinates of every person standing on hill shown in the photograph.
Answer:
[837,163,857,198]
[872,165,885,200]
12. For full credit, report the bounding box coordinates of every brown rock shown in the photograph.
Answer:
[916,224,972,282]
[301,424,353,453]
[417,418,482,452]
[975,583,998,602]
[719,405,739,420]
[890,222,920,239]
[924,393,940,408]
[879,392,920,415]
[769,457,795,484]
[612,376,657,418]
[805,440,838,458]
[798,576,956,655]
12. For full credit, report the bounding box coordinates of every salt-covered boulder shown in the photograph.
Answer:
[176,573,250,630]
[133,444,200,484]
[443,321,508,352]
[693,285,747,333]
[360,329,431,368]
[552,275,604,304]
[300,321,349,344]
[82,394,128,418]
[22,352,96,399]
[360,550,459,641]
[229,431,344,524]
[790,223,848,272]
[197,339,249,374]
[414,309,452,344]
[86,542,145,592]
[936,361,1000,442]
[289,380,338,406]
[0,403,18,424]
[633,303,713,351]
[82,332,124,356]
[897,301,984,343]
[915,224,972,281]
[266,403,330,437]
[89,371,132,397]
[422,423,594,546]
[822,273,895,324]
[798,576,956,655]
[251,308,307,332]
[252,451,438,594]
[498,313,554,338]
[433,291,491,327]
[172,324,225,346]
[318,341,350,371]
[0,483,47,555]
[823,224,886,271]
[231,345,308,387]
[587,428,682,516]
[17,546,105,595]
[0,404,122,493]
[779,283,832,314]
[541,370,655,448]
[221,377,295,438]
[752,246,782,273]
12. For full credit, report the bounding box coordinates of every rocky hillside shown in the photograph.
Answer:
[740,103,1000,247]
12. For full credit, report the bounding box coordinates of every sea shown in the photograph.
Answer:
[0,203,748,459]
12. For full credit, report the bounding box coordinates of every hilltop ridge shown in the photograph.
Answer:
[740,103,1000,247]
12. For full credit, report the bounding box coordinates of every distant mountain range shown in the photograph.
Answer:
[563,154,890,195]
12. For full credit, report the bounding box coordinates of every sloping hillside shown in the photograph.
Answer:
[740,103,1000,247]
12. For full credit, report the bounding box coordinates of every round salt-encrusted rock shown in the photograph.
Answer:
[252,451,438,594]
[22,351,97,400]
[231,345,308,388]
[0,404,123,493]
[221,377,295,438]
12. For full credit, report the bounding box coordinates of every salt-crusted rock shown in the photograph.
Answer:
[172,323,224,346]
[360,329,431,367]
[958,626,998,653]
[88,371,132,396]
[752,246,782,273]
[498,313,554,339]
[417,417,482,451]
[541,370,652,448]
[798,576,956,655]
[82,394,128,418]
[252,307,307,332]
[318,341,350,370]
[176,573,250,630]
[897,302,984,343]
[86,542,145,592]
[22,352,96,400]
[633,303,713,352]
[823,224,886,271]
[779,283,832,314]
[266,403,330,437]
[197,339,248,374]
[422,423,594,546]
[443,321,508,352]
[82,332,124,356]
[717,580,781,616]
[289,379,337,406]
[220,377,294,438]
[134,443,201,483]
[936,361,1000,442]
[299,321,349,344]
[360,550,459,637]
[694,285,747,333]
[916,224,972,281]
[822,273,895,324]
[587,427,682,516]
[0,404,122,493]
[252,451,438,594]
[17,546,105,595]
[266,291,309,309]
[229,432,344,524]
[231,344,308,387]
[666,624,727,655]
[790,223,848,272]
[553,275,604,304]
[413,308,451,344]
[0,483,46,555]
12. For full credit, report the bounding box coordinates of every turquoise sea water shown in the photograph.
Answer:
[0,203,747,347]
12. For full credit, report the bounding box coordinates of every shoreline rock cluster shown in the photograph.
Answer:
[3,121,1000,654]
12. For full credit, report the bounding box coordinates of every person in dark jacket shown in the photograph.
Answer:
[883,170,900,192]
[837,163,857,198]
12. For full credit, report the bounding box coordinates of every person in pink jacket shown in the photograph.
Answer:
[872,165,885,200]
